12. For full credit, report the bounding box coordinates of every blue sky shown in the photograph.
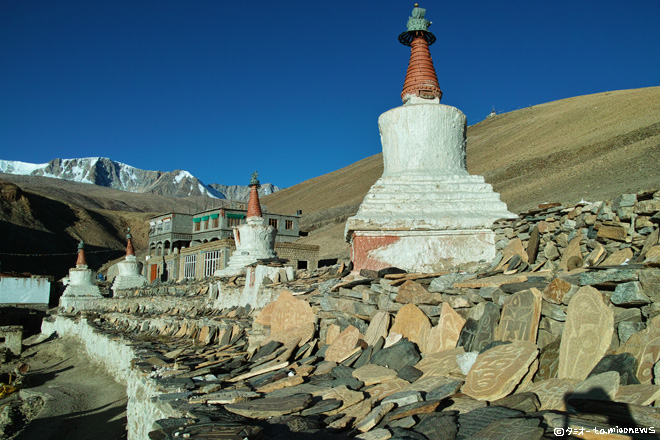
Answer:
[1,1,658,188]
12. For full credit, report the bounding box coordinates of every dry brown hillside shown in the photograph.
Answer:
[0,175,222,278]
[263,87,660,259]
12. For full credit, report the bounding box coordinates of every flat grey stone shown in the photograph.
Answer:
[382,390,422,407]
[371,339,421,373]
[611,282,650,305]
[618,321,646,345]
[490,392,540,412]
[414,412,457,440]
[587,353,640,385]
[579,269,638,286]
[425,379,463,401]
[397,365,423,383]
[456,406,523,440]
[471,417,543,440]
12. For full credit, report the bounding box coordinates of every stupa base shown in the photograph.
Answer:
[350,229,496,273]
[60,294,104,311]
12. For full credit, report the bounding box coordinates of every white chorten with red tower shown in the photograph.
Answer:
[345,4,515,273]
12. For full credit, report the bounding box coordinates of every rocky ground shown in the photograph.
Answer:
[4,189,660,439]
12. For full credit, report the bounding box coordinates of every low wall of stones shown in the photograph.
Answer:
[41,316,179,440]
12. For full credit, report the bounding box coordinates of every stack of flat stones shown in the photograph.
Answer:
[55,191,660,439]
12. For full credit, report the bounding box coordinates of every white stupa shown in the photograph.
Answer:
[60,241,103,310]
[345,5,516,273]
[214,172,277,277]
[111,229,148,292]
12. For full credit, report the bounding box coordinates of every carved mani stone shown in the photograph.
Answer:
[463,341,538,401]
[389,304,431,351]
[457,302,500,352]
[558,286,614,381]
[496,288,542,343]
[365,311,391,347]
[325,325,361,363]
[616,315,660,384]
[424,302,465,354]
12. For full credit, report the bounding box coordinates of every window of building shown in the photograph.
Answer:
[228,217,242,227]
[195,222,201,232]
[212,217,219,228]
[184,255,197,279]
[285,220,293,230]
[164,221,171,232]
[203,219,208,230]
[204,250,222,277]
[269,218,278,228]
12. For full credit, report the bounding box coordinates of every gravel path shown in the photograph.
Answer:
[8,333,127,440]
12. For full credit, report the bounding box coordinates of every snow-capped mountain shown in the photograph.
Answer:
[0,157,280,201]
[209,183,280,201]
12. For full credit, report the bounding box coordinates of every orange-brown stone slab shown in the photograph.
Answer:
[390,304,431,351]
[463,341,538,401]
[558,286,613,381]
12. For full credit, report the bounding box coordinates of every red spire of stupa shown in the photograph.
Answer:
[247,172,262,218]
[399,4,442,103]
[76,241,87,267]
[125,229,135,256]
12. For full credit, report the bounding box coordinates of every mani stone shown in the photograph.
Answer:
[456,406,524,440]
[457,302,500,353]
[389,304,431,351]
[424,302,466,354]
[600,247,634,266]
[616,315,660,384]
[325,325,361,363]
[558,286,614,381]
[414,413,458,440]
[543,278,572,304]
[471,417,544,440]
[352,364,398,386]
[588,353,640,385]
[414,347,465,378]
[463,341,538,401]
[558,233,583,271]
[527,225,540,264]
[495,288,542,343]
[611,282,650,306]
[615,384,660,406]
[371,338,421,373]
[395,280,439,305]
[640,269,660,302]
[568,371,620,403]
[535,338,561,381]
[523,378,580,411]
[365,311,391,347]
[224,394,312,419]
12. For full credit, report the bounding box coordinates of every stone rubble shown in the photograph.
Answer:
[43,191,660,439]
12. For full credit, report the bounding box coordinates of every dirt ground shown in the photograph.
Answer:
[0,332,127,440]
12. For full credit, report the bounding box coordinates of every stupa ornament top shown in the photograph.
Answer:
[344,4,516,273]
[399,4,442,103]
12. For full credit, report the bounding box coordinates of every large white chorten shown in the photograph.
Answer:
[111,229,148,292]
[345,4,516,273]
[214,172,277,277]
[60,241,103,310]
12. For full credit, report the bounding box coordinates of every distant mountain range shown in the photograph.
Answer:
[0,157,280,201]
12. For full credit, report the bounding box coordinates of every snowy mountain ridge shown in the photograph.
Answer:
[0,157,280,201]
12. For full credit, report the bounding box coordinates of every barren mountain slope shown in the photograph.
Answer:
[263,87,660,259]
[467,86,660,211]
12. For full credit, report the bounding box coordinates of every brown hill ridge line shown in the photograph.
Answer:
[263,86,660,258]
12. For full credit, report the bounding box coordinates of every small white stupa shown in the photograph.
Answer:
[345,5,516,273]
[111,229,148,292]
[214,172,277,277]
[60,241,103,310]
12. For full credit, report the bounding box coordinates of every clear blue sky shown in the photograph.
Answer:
[1,1,658,188]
